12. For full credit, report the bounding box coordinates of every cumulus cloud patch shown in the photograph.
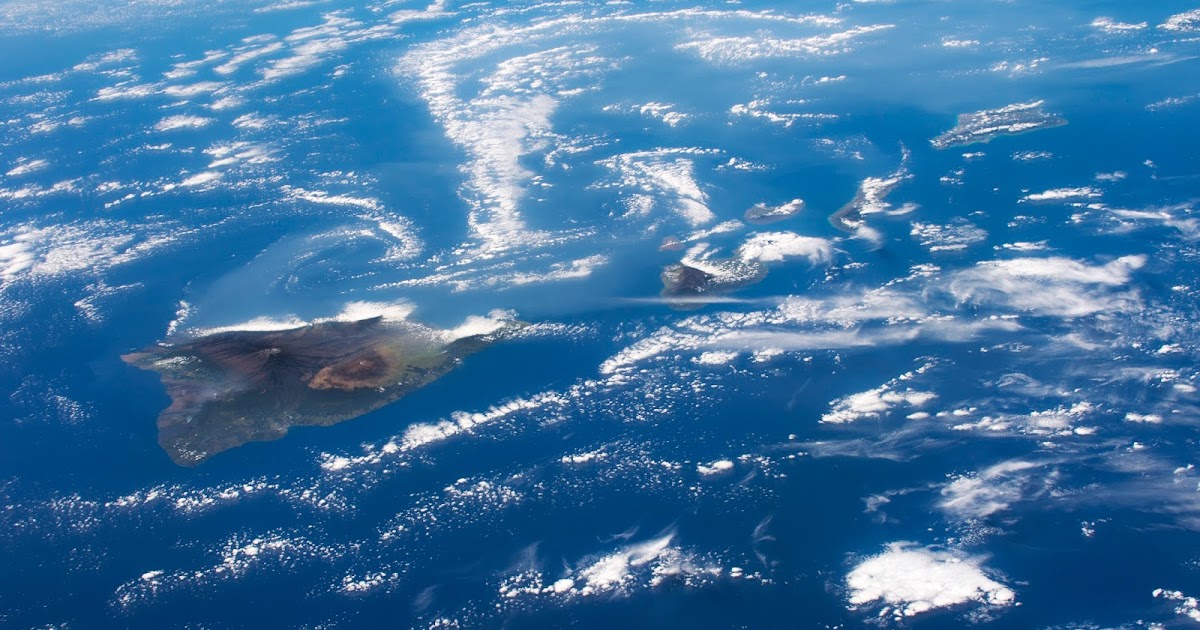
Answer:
[911,220,987,252]
[498,531,729,602]
[736,232,834,264]
[948,255,1146,316]
[1091,17,1148,33]
[5,158,49,177]
[1154,588,1200,622]
[1020,187,1102,203]
[1160,9,1200,32]
[154,115,214,131]
[949,401,1101,437]
[822,364,936,424]
[115,531,340,609]
[604,101,690,127]
[847,542,1016,619]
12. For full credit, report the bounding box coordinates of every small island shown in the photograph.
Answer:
[745,198,804,225]
[829,166,910,235]
[124,315,523,466]
[660,257,765,307]
[930,100,1066,149]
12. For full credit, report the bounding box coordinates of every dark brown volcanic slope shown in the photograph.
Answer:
[123,316,522,466]
[660,258,766,309]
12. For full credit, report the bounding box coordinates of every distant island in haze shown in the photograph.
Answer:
[124,315,523,466]
[930,100,1067,149]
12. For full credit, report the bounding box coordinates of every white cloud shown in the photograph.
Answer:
[745,198,804,223]
[393,392,568,454]
[0,221,181,285]
[939,460,1042,519]
[1091,17,1147,33]
[1153,588,1200,622]
[205,141,276,169]
[325,300,415,324]
[561,449,606,465]
[383,253,607,292]
[697,460,735,475]
[597,288,1020,376]
[980,256,1142,286]
[1125,412,1163,424]
[949,401,1097,437]
[443,309,518,341]
[736,232,834,264]
[729,99,839,127]
[400,34,610,256]
[1160,9,1200,32]
[338,571,399,595]
[283,186,380,210]
[5,158,48,177]
[682,220,744,243]
[948,255,1145,317]
[852,173,910,216]
[1012,150,1053,162]
[1094,171,1127,182]
[260,13,395,81]
[998,241,1049,252]
[214,41,285,75]
[614,101,689,127]
[185,315,309,335]
[316,384,582,474]
[180,299,437,337]
[823,387,936,424]
[162,81,228,98]
[497,531,726,601]
[180,171,221,187]
[847,542,1016,619]
[1102,204,1200,239]
[941,38,979,48]
[677,24,895,63]
[1148,93,1200,111]
[911,220,987,252]
[155,115,213,132]
[577,534,674,592]
[822,364,936,424]
[696,351,739,366]
[597,149,720,227]
[115,531,340,609]
[1020,187,1101,203]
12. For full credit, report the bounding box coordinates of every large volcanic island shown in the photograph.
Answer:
[124,315,523,466]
